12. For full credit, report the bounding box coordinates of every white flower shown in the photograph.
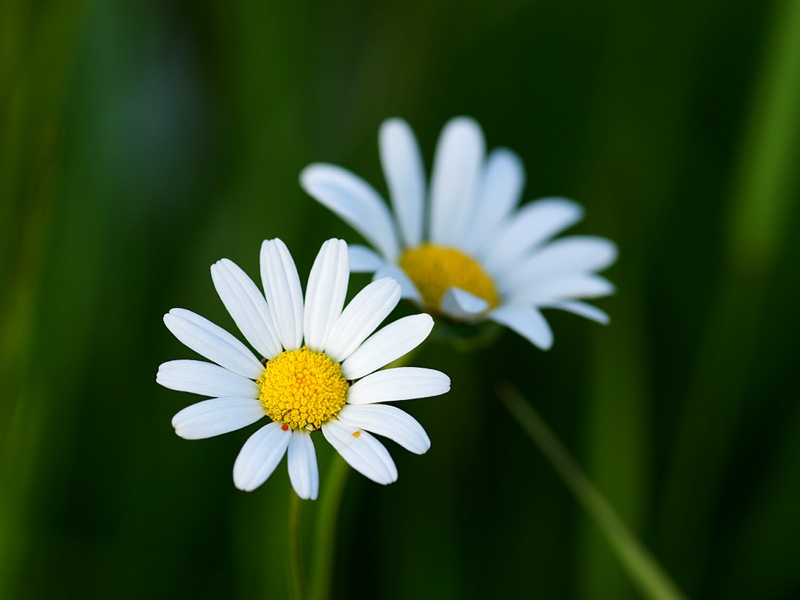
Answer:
[300,117,617,350]
[156,238,449,500]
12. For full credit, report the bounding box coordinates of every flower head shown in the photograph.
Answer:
[300,117,617,349]
[156,238,449,499]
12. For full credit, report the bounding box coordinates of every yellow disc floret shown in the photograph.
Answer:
[257,346,349,432]
[398,243,500,314]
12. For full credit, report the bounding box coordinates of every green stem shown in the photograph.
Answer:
[308,454,350,600]
[499,383,686,600]
[288,491,305,600]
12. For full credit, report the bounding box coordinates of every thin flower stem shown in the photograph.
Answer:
[308,454,350,600]
[498,383,686,600]
[288,490,306,600]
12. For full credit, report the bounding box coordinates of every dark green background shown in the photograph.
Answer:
[2,0,799,598]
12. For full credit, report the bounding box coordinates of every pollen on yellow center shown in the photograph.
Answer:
[257,346,349,432]
[398,243,500,314]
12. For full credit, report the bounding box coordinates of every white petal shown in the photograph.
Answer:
[546,300,610,324]
[347,367,451,404]
[348,244,384,273]
[510,273,615,304]
[499,236,618,291]
[172,397,265,440]
[287,431,319,500]
[488,304,554,350]
[233,422,291,492]
[429,117,485,245]
[380,118,425,248]
[211,258,283,360]
[462,148,526,255]
[439,287,490,321]
[321,420,397,485]
[338,404,430,454]
[323,277,401,362]
[482,198,585,274]
[374,263,422,302]
[341,314,434,380]
[157,360,260,398]
[300,164,400,261]
[164,309,264,379]
[260,239,304,351]
[304,239,349,351]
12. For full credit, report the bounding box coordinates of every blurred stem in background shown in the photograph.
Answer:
[500,385,686,600]
[0,1,91,597]
[659,0,800,590]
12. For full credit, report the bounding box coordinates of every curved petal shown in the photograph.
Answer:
[380,118,426,247]
[341,314,434,380]
[499,236,618,291]
[482,198,585,275]
[374,263,421,302]
[260,239,304,351]
[439,287,490,321]
[211,259,282,360]
[488,304,553,350]
[463,148,526,255]
[347,367,450,404]
[287,431,319,500]
[233,422,291,492]
[348,244,384,273]
[321,420,397,485]
[300,164,400,261]
[157,360,259,398]
[163,309,264,379]
[546,300,610,324]
[172,397,265,440]
[510,273,615,304]
[338,404,430,455]
[323,277,401,362]
[304,239,349,351]
[429,117,485,246]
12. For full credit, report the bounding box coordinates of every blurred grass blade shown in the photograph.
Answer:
[658,0,800,587]
[499,384,686,600]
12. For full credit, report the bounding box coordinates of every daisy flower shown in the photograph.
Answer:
[156,238,449,500]
[300,117,618,350]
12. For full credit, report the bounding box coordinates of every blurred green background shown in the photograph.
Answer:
[2,0,799,598]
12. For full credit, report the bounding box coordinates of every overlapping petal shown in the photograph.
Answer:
[338,404,430,454]
[462,148,525,255]
[347,244,385,272]
[163,308,263,379]
[489,304,554,350]
[430,117,485,246]
[482,198,584,274]
[300,164,400,261]
[287,431,319,500]
[172,397,265,440]
[323,277,401,362]
[321,420,398,485]
[157,360,259,398]
[347,367,451,404]
[440,287,489,320]
[380,118,425,248]
[260,239,304,351]
[304,239,349,351]
[233,422,292,492]
[341,314,434,380]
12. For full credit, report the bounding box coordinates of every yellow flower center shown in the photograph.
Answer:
[398,243,500,314]
[257,346,349,432]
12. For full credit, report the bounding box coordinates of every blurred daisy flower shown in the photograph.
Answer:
[156,238,449,500]
[300,117,617,349]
